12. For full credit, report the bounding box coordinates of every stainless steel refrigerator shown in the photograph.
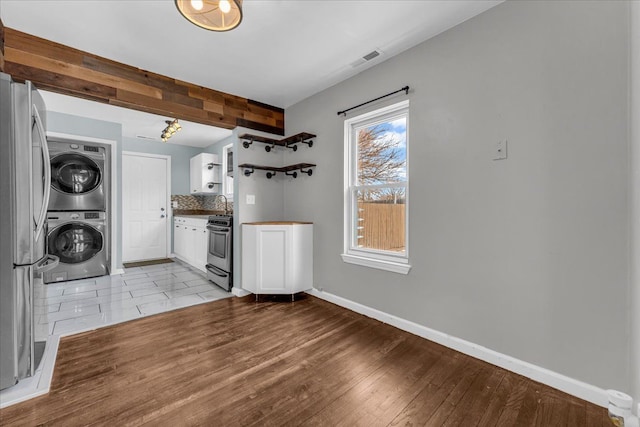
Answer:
[0,73,59,391]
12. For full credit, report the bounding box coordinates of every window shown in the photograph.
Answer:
[222,143,234,197]
[342,100,411,274]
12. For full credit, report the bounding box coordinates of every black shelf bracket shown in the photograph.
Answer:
[285,171,298,178]
[243,166,255,177]
[265,141,277,152]
[242,137,254,149]
[300,167,313,176]
[266,171,277,179]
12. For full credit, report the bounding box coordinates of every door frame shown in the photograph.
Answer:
[46,132,121,273]
[122,151,172,262]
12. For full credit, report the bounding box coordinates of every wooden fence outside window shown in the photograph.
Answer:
[357,203,406,252]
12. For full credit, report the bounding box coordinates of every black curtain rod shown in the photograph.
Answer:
[337,85,410,117]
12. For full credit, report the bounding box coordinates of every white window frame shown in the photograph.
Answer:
[222,143,234,197]
[341,100,411,274]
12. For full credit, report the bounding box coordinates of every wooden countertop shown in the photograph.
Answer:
[243,221,313,225]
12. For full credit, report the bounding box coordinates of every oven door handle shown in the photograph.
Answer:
[207,225,230,233]
[206,264,228,277]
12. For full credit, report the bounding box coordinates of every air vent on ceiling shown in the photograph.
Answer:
[350,49,382,68]
[362,50,380,61]
[136,135,158,140]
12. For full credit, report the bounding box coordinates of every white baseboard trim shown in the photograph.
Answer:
[110,268,125,275]
[232,287,251,297]
[306,288,609,408]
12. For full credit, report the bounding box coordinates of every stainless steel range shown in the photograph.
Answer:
[206,214,232,292]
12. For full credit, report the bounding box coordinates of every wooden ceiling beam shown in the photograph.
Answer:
[0,19,5,72]
[2,26,285,135]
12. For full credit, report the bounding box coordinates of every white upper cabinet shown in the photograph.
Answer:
[190,153,221,194]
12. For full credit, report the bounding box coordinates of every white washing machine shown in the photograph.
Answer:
[44,211,108,283]
[48,140,108,211]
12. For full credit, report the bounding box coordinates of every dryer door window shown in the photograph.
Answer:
[48,223,103,264]
[51,153,102,194]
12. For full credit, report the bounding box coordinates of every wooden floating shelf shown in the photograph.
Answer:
[239,163,316,179]
[239,132,316,152]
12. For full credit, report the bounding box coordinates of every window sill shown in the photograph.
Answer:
[341,253,411,275]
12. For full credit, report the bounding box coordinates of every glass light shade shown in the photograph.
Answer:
[175,0,243,32]
[219,0,231,14]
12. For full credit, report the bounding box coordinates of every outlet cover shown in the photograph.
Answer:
[494,139,507,160]
[171,201,178,208]
[246,194,255,205]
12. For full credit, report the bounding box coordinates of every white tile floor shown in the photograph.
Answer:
[0,259,232,408]
[34,259,232,339]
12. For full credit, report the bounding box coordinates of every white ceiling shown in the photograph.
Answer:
[1,0,502,146]
[41,90,233,148]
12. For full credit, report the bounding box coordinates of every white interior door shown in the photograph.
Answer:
[122,153,169,262]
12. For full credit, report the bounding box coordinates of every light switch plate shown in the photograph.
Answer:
[246,194,255,205]
[171,201,178,208]
[494,139,507,160]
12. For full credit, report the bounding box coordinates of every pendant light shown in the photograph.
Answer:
[175,0,243,32]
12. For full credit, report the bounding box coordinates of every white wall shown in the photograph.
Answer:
[285,0,630,392]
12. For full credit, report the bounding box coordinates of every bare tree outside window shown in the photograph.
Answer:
[357,124,406,186]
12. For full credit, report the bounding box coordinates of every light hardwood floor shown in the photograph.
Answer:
[0,295,609,426]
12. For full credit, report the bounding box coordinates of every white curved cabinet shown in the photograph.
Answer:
[242,222,313,295]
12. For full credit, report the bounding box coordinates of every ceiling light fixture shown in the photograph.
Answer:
[175,0,243,32]
[161,119,182,142]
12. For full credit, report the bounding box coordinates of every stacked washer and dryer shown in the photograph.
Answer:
[43,140,110,283]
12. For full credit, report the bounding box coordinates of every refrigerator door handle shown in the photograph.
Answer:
[34,254,59,274]
[32,104,50,243]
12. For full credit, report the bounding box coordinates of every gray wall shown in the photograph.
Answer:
[202,138,226,158]
[122,137,202,195]
[232,128,288,291]
[285,0,630,392]
[47,111,124,269]
[631,0,640,409]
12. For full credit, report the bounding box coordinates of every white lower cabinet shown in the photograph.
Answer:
[242,222,313,295]
[173,217,209,273]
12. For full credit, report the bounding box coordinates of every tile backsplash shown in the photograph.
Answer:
[171,194,233,213]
